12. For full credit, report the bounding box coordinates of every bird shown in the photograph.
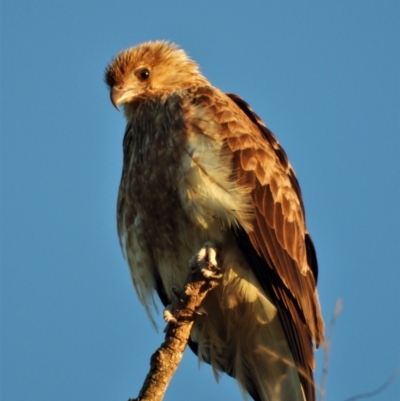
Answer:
[104,41,324,401]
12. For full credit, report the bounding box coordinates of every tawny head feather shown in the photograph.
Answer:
[104,41,209,109]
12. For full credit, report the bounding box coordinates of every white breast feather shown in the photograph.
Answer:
[179,108,253,232]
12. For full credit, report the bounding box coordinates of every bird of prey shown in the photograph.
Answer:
[104,41,324,401]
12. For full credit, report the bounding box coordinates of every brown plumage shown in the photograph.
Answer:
[105,41,324,401]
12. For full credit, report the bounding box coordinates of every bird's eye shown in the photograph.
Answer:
[137,68,150,81]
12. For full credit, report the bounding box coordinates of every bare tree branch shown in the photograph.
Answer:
[341,365,400,401]
[319,298,343,401]
[128,264,221,401]
[318,299,400,401]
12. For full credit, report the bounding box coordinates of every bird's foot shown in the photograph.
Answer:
[163,286,181,324]
[163,304,177,324]
[163,243,221,326]
[190,242,222,280]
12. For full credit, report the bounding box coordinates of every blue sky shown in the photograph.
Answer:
[1,2,399,400]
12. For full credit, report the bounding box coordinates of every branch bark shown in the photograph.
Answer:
[129,265,220,401]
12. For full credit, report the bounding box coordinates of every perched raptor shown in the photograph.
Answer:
[104,41,324,401]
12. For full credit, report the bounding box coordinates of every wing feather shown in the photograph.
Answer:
[223,93,324,400]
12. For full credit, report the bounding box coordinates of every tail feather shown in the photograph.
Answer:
[234,297,306,401]
[192,266,307,401]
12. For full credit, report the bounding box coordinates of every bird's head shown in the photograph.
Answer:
[104,41,208,111]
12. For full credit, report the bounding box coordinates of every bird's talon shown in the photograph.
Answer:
[171,286,181,299]
[190,242,221,280]
[163,305,177,324]
[201,267,222,279]
[194,306,207,316]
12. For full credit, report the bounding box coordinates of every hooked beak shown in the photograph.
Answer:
[110,86,138,110]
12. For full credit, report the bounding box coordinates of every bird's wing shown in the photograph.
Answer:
[227,92,324,400]
[182,86,324,399]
